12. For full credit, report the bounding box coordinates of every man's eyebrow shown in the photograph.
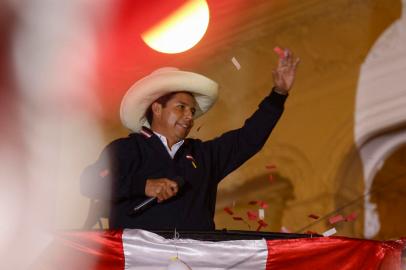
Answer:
[177,101,196,108]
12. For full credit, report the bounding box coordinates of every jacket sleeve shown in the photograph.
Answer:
[202,89,287,184]
[80,137,145,201]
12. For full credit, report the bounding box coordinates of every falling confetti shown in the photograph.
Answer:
[322,227,337,237]
[268,174,274,183]
[280,226,290,233]
[258,208,265,220]
[273,47,285,58]
[256,220,268,231]
[231,57,241,70]
[265,164,277,171]
[258,220,267,226]
[308,214,320,220]
[258,201,269,209]
[345,212,358,222]
[328,215,345,225]
[247,210,258,221]
[232,216,251,229]
[196,125,203,132]
[223,207,234,215]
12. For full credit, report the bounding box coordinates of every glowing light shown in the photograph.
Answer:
[141,0,210,54]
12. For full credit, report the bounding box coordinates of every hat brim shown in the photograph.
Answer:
[120,68,219,132]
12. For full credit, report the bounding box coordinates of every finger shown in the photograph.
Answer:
[282,48,291,64]
[166,186,176,198]
[155,186,163,197]
[164,179,178,193]
[158,185,171,201]
[169,182,178,194]
[156,190,164,202]
[272,70,280,83]
[278,58,287,70]
[284,48,291,60]
[158,185,169,200]
[288,57,299,73]
[275,47,288,68]
[170,185,178,195]
[285,49,295,67]
[294,57,300,68]
[288,52,294,66]
[165,183,174,198]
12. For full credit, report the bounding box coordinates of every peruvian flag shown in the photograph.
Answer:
[32,229,404,270]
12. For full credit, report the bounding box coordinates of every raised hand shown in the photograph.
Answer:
[272,47,300,94]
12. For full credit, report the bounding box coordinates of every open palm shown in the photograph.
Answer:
[272,47,300,93]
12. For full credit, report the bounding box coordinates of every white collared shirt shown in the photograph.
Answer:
[153,131,184,159]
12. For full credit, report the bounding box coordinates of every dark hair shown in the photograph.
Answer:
[145,91,193,125]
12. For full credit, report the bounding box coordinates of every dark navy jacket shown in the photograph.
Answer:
[81,90,287,230]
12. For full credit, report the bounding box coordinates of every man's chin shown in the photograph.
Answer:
[175,130,189,140]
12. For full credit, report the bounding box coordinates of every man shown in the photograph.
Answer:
[81,48,300,230]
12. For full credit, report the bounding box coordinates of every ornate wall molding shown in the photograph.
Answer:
[355,1,406,238]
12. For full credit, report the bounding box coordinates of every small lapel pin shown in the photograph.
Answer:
[186,154,197,168]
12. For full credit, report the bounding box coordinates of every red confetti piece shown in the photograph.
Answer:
[99,169,109,178]
[256,220,268,231]
[247,210,258,221]
[328,214,345,224]
[308,214,320,220]
[248,201,258,205]
[258,220,268,227]
[231,216,251,229]
[345,212,357,222]
[223,207,234,215]
[274,47,285,58]
[265,164,277,171]
[268,174,274,183]
[259,201,269,209]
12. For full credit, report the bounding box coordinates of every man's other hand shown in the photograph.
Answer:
[145,178,179,202]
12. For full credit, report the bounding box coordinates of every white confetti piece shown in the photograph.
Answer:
[258,208,265,220]
[322,227,337,237]
[231,57,241,70]
[280,226,290,233]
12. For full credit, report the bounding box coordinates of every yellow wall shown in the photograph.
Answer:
[182,0,402,238]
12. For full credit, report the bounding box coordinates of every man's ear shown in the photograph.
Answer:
[151,102,162,118]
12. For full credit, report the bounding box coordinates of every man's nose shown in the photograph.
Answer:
[184,108,193,119]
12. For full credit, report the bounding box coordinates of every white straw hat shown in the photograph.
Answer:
[120,67,218,132]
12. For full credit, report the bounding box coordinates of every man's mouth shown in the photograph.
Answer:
[176,123,191,130]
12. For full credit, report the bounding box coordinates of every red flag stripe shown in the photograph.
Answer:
[34,230,125,270]
[265,237,404,270]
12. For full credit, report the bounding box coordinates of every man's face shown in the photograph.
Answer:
[152,92,197,142]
